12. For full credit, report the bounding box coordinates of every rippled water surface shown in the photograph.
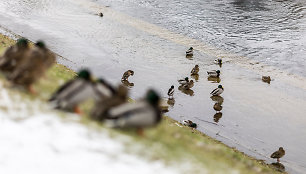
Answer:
[0,0,306,174]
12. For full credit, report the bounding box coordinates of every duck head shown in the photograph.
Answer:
[171,85,174,89]
[77,69,91,81]
[35,40,46,49]
[185,77,189,81]
[16,38,29,48]
[128,70,134,76]
[189,47,193,50]
[218,85,223,89]
[216,70,221,74]
[279,147,284,151]
[195,64,199,68]
[146,89,160,106]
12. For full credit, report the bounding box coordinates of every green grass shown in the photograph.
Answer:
[0,33,284,174]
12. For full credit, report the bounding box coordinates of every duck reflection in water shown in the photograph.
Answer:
[167,98,175,107]
[191,74,199,81]
[121,79,134,87]
[213,103,222,112]
[210,95,224,105]
[178,86,194,96]
[213,112,223,123]
[207,77,221,83]
[271,162,285,172]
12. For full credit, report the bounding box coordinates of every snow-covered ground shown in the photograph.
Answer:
[0,82,181,174]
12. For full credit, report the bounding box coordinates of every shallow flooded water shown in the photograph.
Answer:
[0,0,306,173]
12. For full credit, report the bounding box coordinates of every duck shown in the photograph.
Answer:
[9,41,49,93]
[214,58,222,65]
[182,120,197,128]
[186,47,193,57]
[121,70,134,81]
[37,41,56,70]
[210,85,224,96]
[167,85,174,99]
[0,38,30,74]
[262,76,271,84]
[207,70,220,78]
[191,65,199,75]
[178,77,189,85]
[93,78,116,101]
[270,147,285,162]
[213,103,222,112]
[48,69,96,113]
[182,80,194,90]
[98,12,103,17]
[104,89,162,135]
[91,84,128,121]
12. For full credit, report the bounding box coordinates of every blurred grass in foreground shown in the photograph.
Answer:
[0,33,284,174]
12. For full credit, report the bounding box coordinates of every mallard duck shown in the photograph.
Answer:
[210,85,224,96]
[207,70,220,78]
[182,120,197,128]
[262,76,271,84]
[9,41,49,93]
[36,41,56,69]
[93,78,116,101]
[191,65,199,75]
[121,70,134,81]
[214,58,222,65]
[186,47,193,57]
[213,103,222,112]
[49,69,96,113]
[0,38,30,74]
[182,80,194,90]
[104,89,161,134]
[178,77,189,85]
[91,84,128,121]
[167,85,174,99]
[270,147,285,162]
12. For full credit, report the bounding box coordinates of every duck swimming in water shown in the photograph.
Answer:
[178,77,189,85]
[167,85,174,99]
[210,85,224,96]
[207,70,220,78]
[182,120,197,128]
[122,70,134,81]
[191,65,199,75]
[0,38,30,75]
[186,47,193,57]
[270,147,285,163]
[182,80,194,90]
[214,58,222,66]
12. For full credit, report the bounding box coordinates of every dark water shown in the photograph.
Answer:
[0,0,306,173]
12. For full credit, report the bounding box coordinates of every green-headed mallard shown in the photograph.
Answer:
[210,85,224,96]
[207,70,220,78]
[191,65,199,75]
[121,70,134,81]
[270,147,285,162]
[49,69,96,113]
[182,80,194,90]
[182,120,197,128]
[0,38,30,74]
[104,89,161,133]
[167,85,174,99]
[35,41,56,69]
[186,47,193,57]
[178,77,189,85]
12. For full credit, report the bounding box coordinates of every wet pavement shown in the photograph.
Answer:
[0,0,306,173]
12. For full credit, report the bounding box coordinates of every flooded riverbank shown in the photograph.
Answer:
[0,0,306,173]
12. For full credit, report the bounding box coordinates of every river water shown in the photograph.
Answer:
[0,0,306,173]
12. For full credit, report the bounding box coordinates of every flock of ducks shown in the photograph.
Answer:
[0,38,284,163]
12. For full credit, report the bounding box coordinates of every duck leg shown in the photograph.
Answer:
[27,85,37,95]
[74,106,82,115]
[136,128,144,137]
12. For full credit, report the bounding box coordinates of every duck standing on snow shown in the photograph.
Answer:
[167,85,174,99]
[0,38,30,74]
[104,89,162,134]
[210,85,224,96]
[49,69,96,114]
[207,70,220,78]
[178,77,189,85]
[9,41,51,93]
[186,47,193,57]
[91,84,128,121]
[121,70,134,81]
[270,147,285,163]
[191,65,199,75]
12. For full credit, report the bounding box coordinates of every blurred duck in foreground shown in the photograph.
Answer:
[49,69,111,114]
[207,70,220,78]
[185,47,193,57]
[91,85,128,121]
[210,85,224,96]
[191,65,199,75]
[167,85,174,99]
[9,41,55,93]
[104,90,162,134]
[121,70,134,81]
[0,38,30,75]
[178,77,189,85]
[270,147,285,163]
